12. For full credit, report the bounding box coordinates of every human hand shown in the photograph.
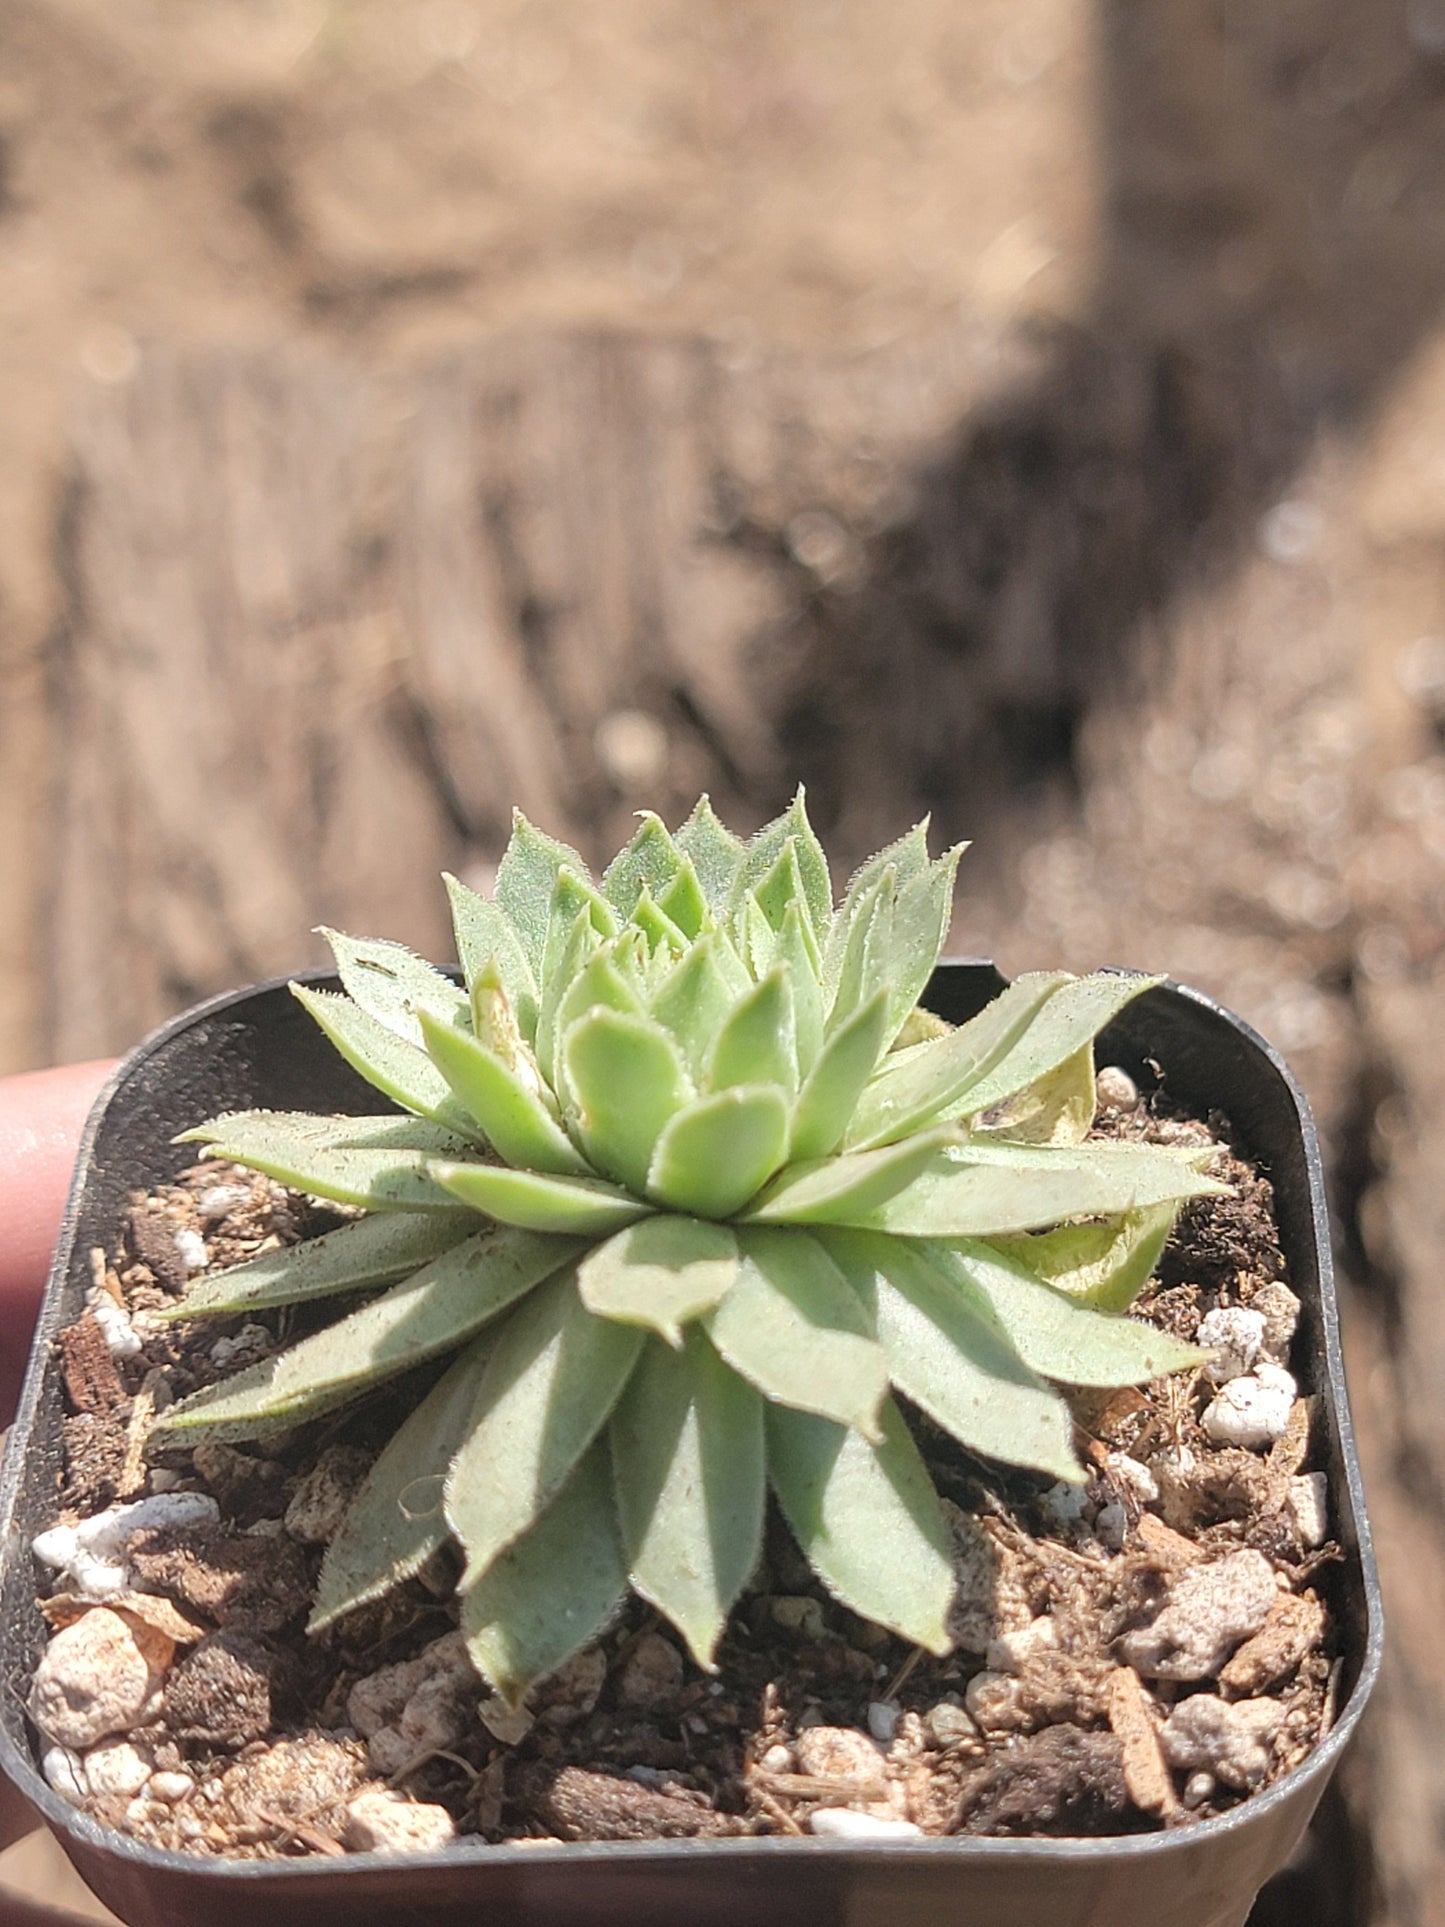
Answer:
[0,1062,118,1429]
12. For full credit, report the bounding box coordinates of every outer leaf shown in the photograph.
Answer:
[610,1331,765,1668]
[988,1201,1178,1312]
[179,1112,471,1212]
[788,987,890,1163]
[446,1270,645,1584]
[151,1228,580,1442]
[602,814,683,916]
[854,1138,1228,1238]
[461,1442,627,1708]
[646,1086,791,1219]
[310,1338,485,1631]
[443,872,539,1038]
[705,1228,887,1437]
[825,868,893,1035]
[562,1008,695,1193]
[979,1042,1097,1145]
[845,972,1069,1150]
[931,1242,1206,1385]
[824,822,929,991]
[706,970,797,1094]
[675,795,746,908]
[740,1125,956,1226]
[879,846,964,1047]
[291,986,472,1132]
[648,935,741,1080]
[318,930,467,1045]
[578,1218,740,1344]
[767,1395,952,1653]
[430,1160,651,1235]
[156,1209,471,1321]
[956,973,1162,1121]
[821,1230,1082,1481]
[495,813,594,975]
[418,1009,589,1177]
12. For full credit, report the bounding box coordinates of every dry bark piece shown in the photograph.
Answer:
[59,1314,128,1415]
[1218,1592,1326,1699]
[163,1631,273,1747]
[127,1524,311,1633]
[1105,1667,1180,1820]
[1133,1513,1202,1567]
[41,1590,207,1647]
[126,1205,190,1295]
[953,1726,1132,1836]
[536,1767,741,1840]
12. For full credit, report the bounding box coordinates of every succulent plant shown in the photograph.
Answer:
[152,796,1218,1702]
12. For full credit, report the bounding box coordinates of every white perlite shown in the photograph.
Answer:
[85,1289,141,1360]
[1286,1471,1329,1549]
[196,1184,249,1225]
[1162,1695,1282,1790]
[1197,1307,1267,1385]
[33,1493,221,1600]
[1120,1550,1278,1681]
[344,1786,457,1854]
[41,1746,87,1803]
[1201,1364,1298,1449]
[809,1810,922,1839]
[173,1228,209,1276]
[30,1608,168,1748]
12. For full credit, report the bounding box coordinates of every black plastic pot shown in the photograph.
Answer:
[0,965,1382,1927]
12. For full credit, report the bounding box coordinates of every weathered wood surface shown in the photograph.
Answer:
[42,327,1445,1925]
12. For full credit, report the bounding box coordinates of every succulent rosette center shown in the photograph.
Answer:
[152,796,1217,1703]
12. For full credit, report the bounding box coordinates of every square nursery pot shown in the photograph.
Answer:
[0,964,1382,1927]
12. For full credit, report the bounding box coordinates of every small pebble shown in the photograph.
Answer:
[809,1809,922,1839]
[148,1469,183,1493]
[1197,1307,1267,1385]
[209,1325,272,1370]
[758,1743,793,1773]
[1182,1770,1217,1809]
[866,1701,900,1744]
[173,1229,209,1276]
[84,1738,152,1798]
[769,1596,828,1638]
[1094,1501,1129,1552]
[616,1631,684,1707]
[1253,1281,1301,1360]
[1120,1549,1278,1681]
[30,1608,168,1748]
[923,1702,979,1749]
[1095,1066,1139,1111]
[146,1771,196,1804]
[344,1786,457,1854]
[480,1700,535,1746]
[964,1671,1025,1731]
[986,1616,1057,1675]
[284,1446,372,1545]
[1041,1482,1089,1528]
[196,1185,249,1226]
[41,1746,87,1802]
[32,1525,80,1571]
[1104,1453,1159,1507]
[794,1727,885,1783]
[1162,1695,1282,1791]
[1202,1365,1297,1449]
[1285,1472,1329,1549]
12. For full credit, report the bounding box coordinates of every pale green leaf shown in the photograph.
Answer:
[767,1395,952,1653]
[647,935,743,1080]
[429,1160,651,1235]
[788,987,890,1163]
[704,1228,887,1437]
[657,853,708,939]
[826,868,894,1035]
[979,1042,1097,1145]
[418,1008,589,1177]
[577,1217,740,1343]
[561,1008,695,1193]
[629,887,688,955]
[447,1270,645,1584]
[988,1200,1178,1312]
[461,1442,626,1707]
[957,972,1161,1122]
[706,969,797,1094]
[290,986,477,1134]
[179,1111,471,1213]
[931,1241,1206,1385]
[820,1230,1082,1482]
[151,1227,580,1442]
[891,1006,952,1052]
[602,814,683,916]
[774,903,825,1077]
[824,822,930,992]
[740,1125,956,1226]
[753,843,823,976]
[318,930,468,1048]
[443,872,539,1039]
[310,1338,485,1631]
[156,1208,471,1321]
[844,972,1069,1150]
[854,1138,1227,1238]
[880,846,964,1046]
[646,1085,791,1219]
[734,892,777,980]
[731,792,832,942]
[495,813,594,976]
[535,907,609,1090]
[611,1330,765,1668]
[540,867,619,999]
[674,795,746,909]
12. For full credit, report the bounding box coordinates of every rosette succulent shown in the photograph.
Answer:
[152,796,1219,1702]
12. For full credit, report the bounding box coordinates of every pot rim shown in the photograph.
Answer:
[0,962,1384,1880]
